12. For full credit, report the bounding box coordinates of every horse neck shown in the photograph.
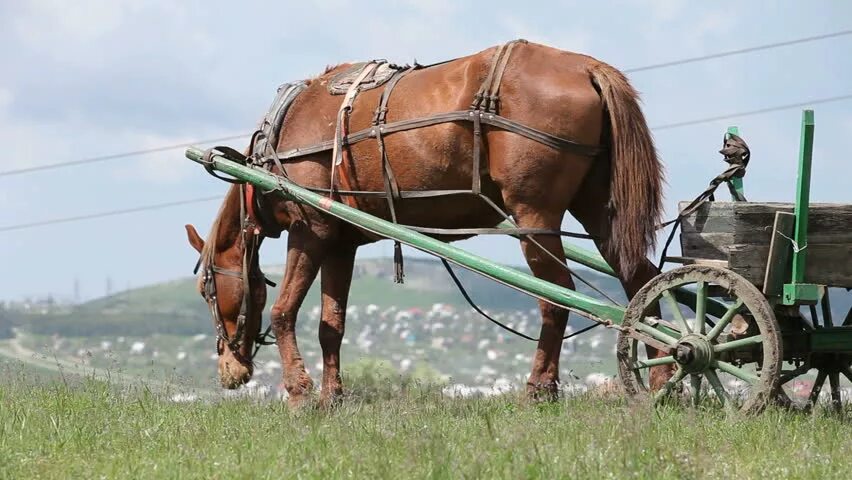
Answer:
[209,185,244,261]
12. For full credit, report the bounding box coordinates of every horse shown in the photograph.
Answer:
[184,40,669,407]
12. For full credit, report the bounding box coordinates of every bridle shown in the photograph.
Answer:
[195,179,277,365]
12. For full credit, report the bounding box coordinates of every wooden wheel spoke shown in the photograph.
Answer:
[828,372,842,412]
[691,374,702,406]
[780,364,810,385]
[662,290,691,334]
[713,360,759,384]
[653,368,686,403]
[807,370,828,406]
[635,321,679,347]
[633,355,675,370]
[713,334,764,353]
[705,369,730,406]
[694,281,707,334]
[707,299,744,341]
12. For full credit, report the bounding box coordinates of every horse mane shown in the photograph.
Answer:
[197,185,240,288]
[320,62,354,77]
[323,63,342,74]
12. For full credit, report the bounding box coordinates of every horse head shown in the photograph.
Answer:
[185,185,268,389]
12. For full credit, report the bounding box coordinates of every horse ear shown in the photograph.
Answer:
[185,224,205,253]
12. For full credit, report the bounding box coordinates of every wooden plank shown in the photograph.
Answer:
[679,202,852,286]
[679,201,852,244]
[729,243,852,288]
[680,232,731,260]
[664,256,729,268]
[762,212,795,295]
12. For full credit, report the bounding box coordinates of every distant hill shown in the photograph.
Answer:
[10,257,849,339]
[13,258,625,338]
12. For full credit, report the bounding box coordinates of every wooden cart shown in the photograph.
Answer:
[188,109,851,413]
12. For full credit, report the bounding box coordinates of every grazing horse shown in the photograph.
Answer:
[185,41,668,407]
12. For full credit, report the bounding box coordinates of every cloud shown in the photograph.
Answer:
[496,14,592,53]
[0,87,11,110]
[12,0,136,47]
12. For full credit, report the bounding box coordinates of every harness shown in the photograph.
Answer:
[199,40,615,359]
[194,177,277,364]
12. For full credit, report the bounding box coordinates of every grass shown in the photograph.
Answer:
[1,365,850,479]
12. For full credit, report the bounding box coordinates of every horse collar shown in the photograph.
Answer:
[244,183,261,236]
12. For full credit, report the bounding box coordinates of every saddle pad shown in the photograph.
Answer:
[328,61,405,95]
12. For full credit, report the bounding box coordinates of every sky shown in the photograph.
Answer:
[0,1,850,302]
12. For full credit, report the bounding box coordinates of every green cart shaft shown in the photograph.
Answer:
[186,147,625,326]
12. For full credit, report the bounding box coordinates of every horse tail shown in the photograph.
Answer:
[588,61,664,277]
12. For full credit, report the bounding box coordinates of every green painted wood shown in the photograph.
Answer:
[713,360,759,384]
[186,147,625,324]
[672,287,728,319]
[496,220,617,276]
[810,326,852,353]
[782,283,821,305]
[694,280,707,334]
[791,110,815,284]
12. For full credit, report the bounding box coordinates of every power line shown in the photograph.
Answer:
[0,196,220,232]
[2,91,851,234]
[2,29,849,179]
[624,28,852,73]
[653,93,852,130]
[0,134,250,178]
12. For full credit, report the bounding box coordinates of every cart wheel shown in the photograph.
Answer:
[777,357,851,412]
[617,265,782,414]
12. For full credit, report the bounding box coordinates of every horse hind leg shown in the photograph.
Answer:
[568,173,674,391]
[510,205,576,400]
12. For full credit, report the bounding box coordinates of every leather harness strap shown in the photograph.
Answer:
[273,109,604,162]
[372,66,414,283]
[332,62,380,209]
[373,67,412,222]
[471,39,525,113]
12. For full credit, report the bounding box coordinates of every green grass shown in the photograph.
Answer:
[1,368,850,479]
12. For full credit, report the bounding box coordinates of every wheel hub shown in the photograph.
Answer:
[674,334,713,373]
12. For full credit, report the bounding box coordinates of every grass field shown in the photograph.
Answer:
[2,363,850,480]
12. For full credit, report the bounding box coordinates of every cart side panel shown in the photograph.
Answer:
[678,201,852,288]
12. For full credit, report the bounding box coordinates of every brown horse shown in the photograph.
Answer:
[185,41,667,406]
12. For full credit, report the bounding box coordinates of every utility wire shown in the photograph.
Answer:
[653,94,852,130]
[624,28,852,73]
[0,134,250,178]
[2,28,850,178]
[1,93,851,233]
[0,196,220,232]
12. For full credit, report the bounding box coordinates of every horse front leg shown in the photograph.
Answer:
[270,233,327,407]
[318,244,356,408]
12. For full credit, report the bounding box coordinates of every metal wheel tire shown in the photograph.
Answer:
[616,265,782,414]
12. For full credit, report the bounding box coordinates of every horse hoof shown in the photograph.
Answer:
[286,392,312,409]
[526,382,559,402]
